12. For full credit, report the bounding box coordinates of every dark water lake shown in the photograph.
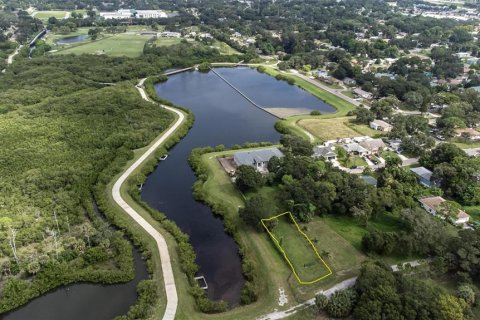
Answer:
[1,67,334,318]
[56,35,89,45]
[1,249,148,320]
[141,67,334,305]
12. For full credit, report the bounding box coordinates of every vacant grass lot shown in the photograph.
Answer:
[211,41,240,55]
[298,117,383,141]
[33,10,68,20]
[263,213,332,283]
[154,37,183,47]
[52,33,153,57]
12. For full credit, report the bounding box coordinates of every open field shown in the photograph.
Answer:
[33,10,68,20]
[211,41,240,55]
[155,37,183,47]
[51,33,153,57]
[298,117,381,141]
[262,212,332,284]
[298,117,360,141]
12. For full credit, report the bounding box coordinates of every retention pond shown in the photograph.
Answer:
[141,67,334,304]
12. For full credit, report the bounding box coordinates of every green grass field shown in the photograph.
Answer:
[298,117,361,141]
[297,117,384,142]
[52,33,153,57]
[211,41,240,55]
[263,213,332,284]
[155,37,183,47]
[338,154,368,168]
[33,11,68,20]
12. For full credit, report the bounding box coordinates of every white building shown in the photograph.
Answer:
[370,119,393,132]
[100,9,167,19]
[419,196,470,225]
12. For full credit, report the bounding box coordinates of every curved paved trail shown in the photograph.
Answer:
[112,78,183,320]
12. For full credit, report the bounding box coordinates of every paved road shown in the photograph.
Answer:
[256,259,425,320]
[291,72,361,107]
[112,78,183,320]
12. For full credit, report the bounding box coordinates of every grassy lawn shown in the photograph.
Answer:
[338,154,367,168]
[298,117,360,141]
[322,213,403,251]
[155,37,183,47]
[302,217,366,278]
[450,138,480,149]
[211,40,240,55]
[51,33,153,57]
[263,213,332,284]
[33,10,68,20]
[348,123,385,137]
[341,90,354,98]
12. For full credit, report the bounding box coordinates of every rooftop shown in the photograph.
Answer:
[411,166,433,181]
[371,119,392,128]
[233,147,284,166]
[359,138,386,151]
[419,196,445,210]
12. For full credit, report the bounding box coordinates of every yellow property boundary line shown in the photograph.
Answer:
[261,212,333,284]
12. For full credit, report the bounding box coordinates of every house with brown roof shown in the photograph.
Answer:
[419,196,470,225]
[370,119,393,132]
[359,138,386,153]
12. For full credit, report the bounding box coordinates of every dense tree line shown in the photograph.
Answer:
[0,54,177,313]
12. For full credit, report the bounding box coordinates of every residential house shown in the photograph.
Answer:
[342,143,369,156]
[467,57,480,65]
[313,145,337,161]
[419,196,470,225]
[353,88,373,100]
[359,138,386,153]
[387,139,402,152]
[343,77,356,86]
[410,166,434,187]
[233,147,284,173]
[455,128,480,141]
[317,70,329,78]
[370,119,393,132]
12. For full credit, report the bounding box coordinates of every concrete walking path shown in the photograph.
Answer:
[112,78,183,320]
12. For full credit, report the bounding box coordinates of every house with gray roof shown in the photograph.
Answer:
[313,145,337,161]
[233,147,284,173]
[411,166,433,187]
[342,143,369,156]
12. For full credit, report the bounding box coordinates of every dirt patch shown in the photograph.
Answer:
[218,156,236,175]
[264,107,313,118]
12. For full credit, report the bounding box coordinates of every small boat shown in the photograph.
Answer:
[159,154,168,161]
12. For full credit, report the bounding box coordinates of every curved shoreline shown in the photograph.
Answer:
[112,77,183,320]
